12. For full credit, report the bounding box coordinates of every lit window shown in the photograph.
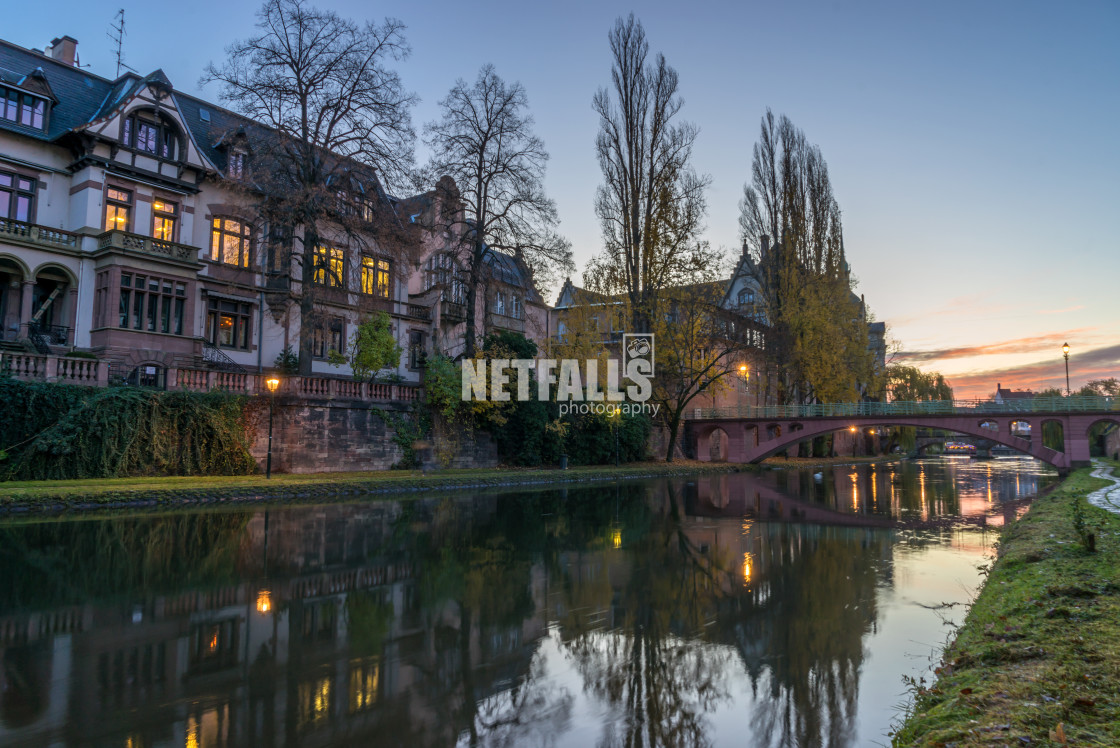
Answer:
[152,199,178,241]
[314,246,345,287]
[361,257,390,297]
[210,217,253,268]
[104,187,132,231]
[206,298,253,349]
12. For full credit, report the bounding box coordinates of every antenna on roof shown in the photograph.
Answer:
[107,9,136,77]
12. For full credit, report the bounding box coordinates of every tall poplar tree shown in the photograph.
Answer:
[587,14,712,334]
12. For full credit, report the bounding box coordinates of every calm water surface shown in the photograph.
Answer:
[0,458,1055,747]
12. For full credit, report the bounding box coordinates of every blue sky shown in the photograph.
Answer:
[11,0,1119,395]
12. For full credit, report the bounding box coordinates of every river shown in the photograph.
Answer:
[0,457,1056,747]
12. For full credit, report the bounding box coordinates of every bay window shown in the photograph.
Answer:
[118,272,185,334]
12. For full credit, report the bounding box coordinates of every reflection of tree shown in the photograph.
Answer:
[403,495,575,747]
[559,487,734,747]
[0,512,251,610]
[729,525,886,748]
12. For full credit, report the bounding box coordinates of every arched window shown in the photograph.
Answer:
[122,110,182,160]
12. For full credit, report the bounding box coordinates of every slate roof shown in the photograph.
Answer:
[0,38,114,141]
[482,248,543,304]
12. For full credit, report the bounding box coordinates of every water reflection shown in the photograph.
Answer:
[0,459,1055,747]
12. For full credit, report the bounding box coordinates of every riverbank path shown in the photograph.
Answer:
[1088,459,1120,514]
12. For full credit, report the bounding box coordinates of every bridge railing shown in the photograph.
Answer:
[686,395,1117,421]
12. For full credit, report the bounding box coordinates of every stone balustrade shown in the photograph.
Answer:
[0,216,80,250]
[0,353,421,403]
[0,353,108,385]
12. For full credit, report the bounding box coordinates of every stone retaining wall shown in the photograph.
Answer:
[249,397,498,473]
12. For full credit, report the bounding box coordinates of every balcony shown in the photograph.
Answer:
[440,300,466,323]
[0,217,79,251]
[97,229,200,264]
[407,303,431,321]
[491,312,525,333]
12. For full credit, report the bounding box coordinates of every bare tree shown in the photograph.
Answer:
[652,280,756,461]
[204,0,418,374]
[424,65,572,358]
[586,14,711,334]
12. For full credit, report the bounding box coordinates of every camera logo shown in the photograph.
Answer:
[623,333,654,376]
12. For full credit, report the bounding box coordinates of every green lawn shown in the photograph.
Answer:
[0,460,740,502]
[893,461,1120,747]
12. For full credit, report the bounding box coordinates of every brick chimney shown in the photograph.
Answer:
[47,36,78,66]
[760,234,770,257]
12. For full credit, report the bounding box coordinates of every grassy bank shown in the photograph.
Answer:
[892,462,1120,747]
[0,460,747,514]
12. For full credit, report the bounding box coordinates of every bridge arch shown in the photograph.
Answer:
[1086,416,1120,438]
[691,416,1068,468]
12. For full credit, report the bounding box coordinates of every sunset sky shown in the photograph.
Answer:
[14,0,1118,397]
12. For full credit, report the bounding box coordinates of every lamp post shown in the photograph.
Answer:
[265,376,280,479]
[849,425,857,458]
[1062,342,1070,396]
[612,407,621,467]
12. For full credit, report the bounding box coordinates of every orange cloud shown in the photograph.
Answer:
[896,329,1097,364]
[939,343,1120,398]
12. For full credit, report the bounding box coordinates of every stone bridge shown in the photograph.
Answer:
[685,396,1119,471]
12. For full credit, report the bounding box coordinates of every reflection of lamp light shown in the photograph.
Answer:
[256,589,272,614]
[742,553,752,584]
[612,529,622,549]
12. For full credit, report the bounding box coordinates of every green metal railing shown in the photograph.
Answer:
[685,395,1117,421]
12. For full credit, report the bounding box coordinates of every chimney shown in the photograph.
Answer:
[761,234,770,257]
[47,36,78,67]
[741,242,749,261]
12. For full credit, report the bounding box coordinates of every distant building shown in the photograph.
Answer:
[994,383,1035,404]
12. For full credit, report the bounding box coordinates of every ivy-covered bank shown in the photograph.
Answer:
[892,463,1120,747]
[0,377,260,481]
[0,461,746,514]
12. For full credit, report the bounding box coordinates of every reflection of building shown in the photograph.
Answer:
[0,500,550,748]
[0,464,1052,747]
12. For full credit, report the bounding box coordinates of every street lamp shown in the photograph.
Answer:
[611,407,621,467]
[1062,342,1070,396]
[265,376,280,479]
[849,425,857,458]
